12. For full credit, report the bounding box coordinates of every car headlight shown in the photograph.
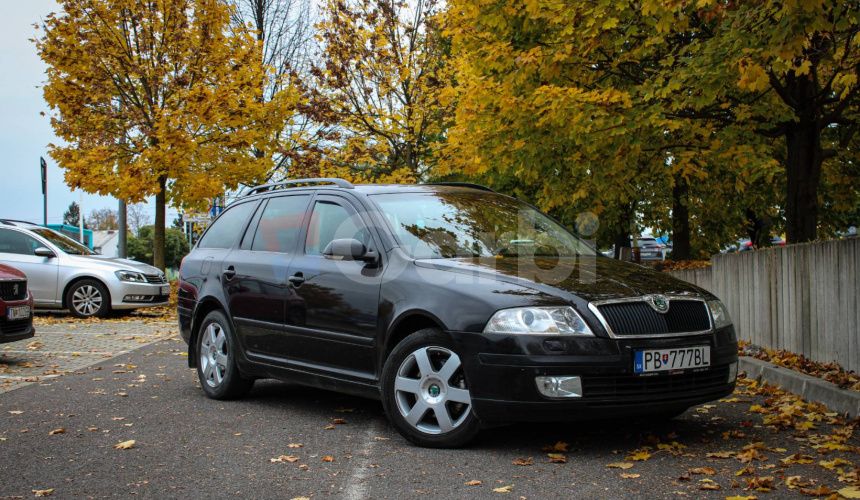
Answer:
[483,306,593,336]
[707,300,733,329]
[116,270,147,283]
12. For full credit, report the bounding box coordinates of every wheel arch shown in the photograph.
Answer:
[381,310,449,371]
[188,297,228,368]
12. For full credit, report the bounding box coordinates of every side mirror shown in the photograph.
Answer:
[323,238,378,263]
[34,247,56,258]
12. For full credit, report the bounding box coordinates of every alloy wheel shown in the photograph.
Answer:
[393,346,472,435]
[200,322,229,388]
[71,285,103,316]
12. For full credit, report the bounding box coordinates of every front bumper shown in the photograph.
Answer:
[0,299,35,344]
[108,281,171,310]
[450,327,738,424]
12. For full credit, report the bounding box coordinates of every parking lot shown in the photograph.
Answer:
[0,313,857,499]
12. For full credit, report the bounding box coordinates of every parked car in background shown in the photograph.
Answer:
[0,263,34,343]
[0,220,169,318]
[636,237,665,262]
[178,179,738,448]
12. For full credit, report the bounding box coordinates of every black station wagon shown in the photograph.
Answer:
[178,179,738,447]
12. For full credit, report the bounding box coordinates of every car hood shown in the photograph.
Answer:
[67,254,163,275]
[0,263,26,280]
[413,256,705,303]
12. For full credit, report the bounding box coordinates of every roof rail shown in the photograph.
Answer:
[424,182,496,193]
[0,219,39,226]
[244,178,355,196]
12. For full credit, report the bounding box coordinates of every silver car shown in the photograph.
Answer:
[0,220,169,318]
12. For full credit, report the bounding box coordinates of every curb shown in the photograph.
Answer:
[738,356,860,418]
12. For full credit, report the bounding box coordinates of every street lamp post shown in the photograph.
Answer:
[40,157,47,226]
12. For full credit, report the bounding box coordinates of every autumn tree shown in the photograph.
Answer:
[313,0,449,181]
[37,0,288,270]
[126,203,152,237]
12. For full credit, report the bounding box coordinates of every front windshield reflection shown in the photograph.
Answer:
[371,193,595,259]
[31,228,95,255]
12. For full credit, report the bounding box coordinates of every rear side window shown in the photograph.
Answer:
[250,195,311,253]
[305,201,367,256]
[0,229,39,255]
[197,202,256,249]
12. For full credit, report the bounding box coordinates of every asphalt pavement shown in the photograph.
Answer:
[0,317,858,499]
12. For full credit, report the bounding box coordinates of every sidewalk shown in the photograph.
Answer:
[0,314,177,394]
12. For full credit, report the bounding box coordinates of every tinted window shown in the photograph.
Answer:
[0,229,40,256]
[305,201,366,256]
[197,202,256,249]
[251,195,310,253]
[370,193,596,259]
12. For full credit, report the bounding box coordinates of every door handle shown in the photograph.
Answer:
[288,272,305,287]
[223,266,236,280]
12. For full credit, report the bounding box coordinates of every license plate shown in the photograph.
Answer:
[161,286,170,295]
[7,305,30,320]
[634,346,710,373]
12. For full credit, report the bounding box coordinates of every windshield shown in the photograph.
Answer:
[31,228,95,255]
[370,192,596,259]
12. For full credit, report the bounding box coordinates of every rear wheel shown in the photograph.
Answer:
[381,329,480,448]
[196,310,253,400]
[66,279,110,318]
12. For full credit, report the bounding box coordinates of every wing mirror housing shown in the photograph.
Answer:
[34,247,56,258]
[323,238,378,264]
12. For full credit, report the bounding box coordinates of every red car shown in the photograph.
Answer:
[0,263,34,343]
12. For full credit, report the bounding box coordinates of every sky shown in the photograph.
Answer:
[0,0,178,227]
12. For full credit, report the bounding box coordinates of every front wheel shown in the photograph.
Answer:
[381,329,480,448]
[196,310,254,400]
[66,279,111,318]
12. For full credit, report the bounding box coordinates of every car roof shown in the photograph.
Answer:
[0,219,42,228]
[242,178,496,199]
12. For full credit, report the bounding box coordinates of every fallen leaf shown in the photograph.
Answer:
[799,486,835,496]
[707,451,736,459]
[690,467,716,475]
[465,480,482,486]
[324,425,335,430]
[48,429,65,435]
[838,487,860,499]
[541,441,569,452]
[512,457,533,466]
[607,462,634,469]
[333,419,347,425]
[620,473,640,479]
[287,443,303,448]
[547,453,567,464]
[114,440,135,450]
[321,456,334,462]
[8,411,23,415]
[32,489,54,497]
[492,485,513,493]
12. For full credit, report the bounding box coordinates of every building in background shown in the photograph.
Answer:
[92,230,120,256]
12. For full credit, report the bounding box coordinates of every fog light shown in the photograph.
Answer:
[535,376,582,398]
[728,361,738,384]
[124,295,148,301]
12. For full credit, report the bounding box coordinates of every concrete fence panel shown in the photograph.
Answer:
[666,238,860,373]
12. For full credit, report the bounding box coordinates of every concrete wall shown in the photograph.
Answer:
[667,238,860,373]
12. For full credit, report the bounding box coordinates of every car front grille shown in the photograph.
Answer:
[0,318,31,335]
[0,280,27,301]
[144,274,166,284]
[596,299,711,336]
[582,367,729,404]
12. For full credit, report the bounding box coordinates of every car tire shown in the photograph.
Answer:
[65,279,111,319]
[381,328,480,448]
[196,310,254,400]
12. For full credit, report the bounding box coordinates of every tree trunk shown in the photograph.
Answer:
[784,121,822,243]
[153,176,166,271]
[672,176,692,260]
[612,204,634,260]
